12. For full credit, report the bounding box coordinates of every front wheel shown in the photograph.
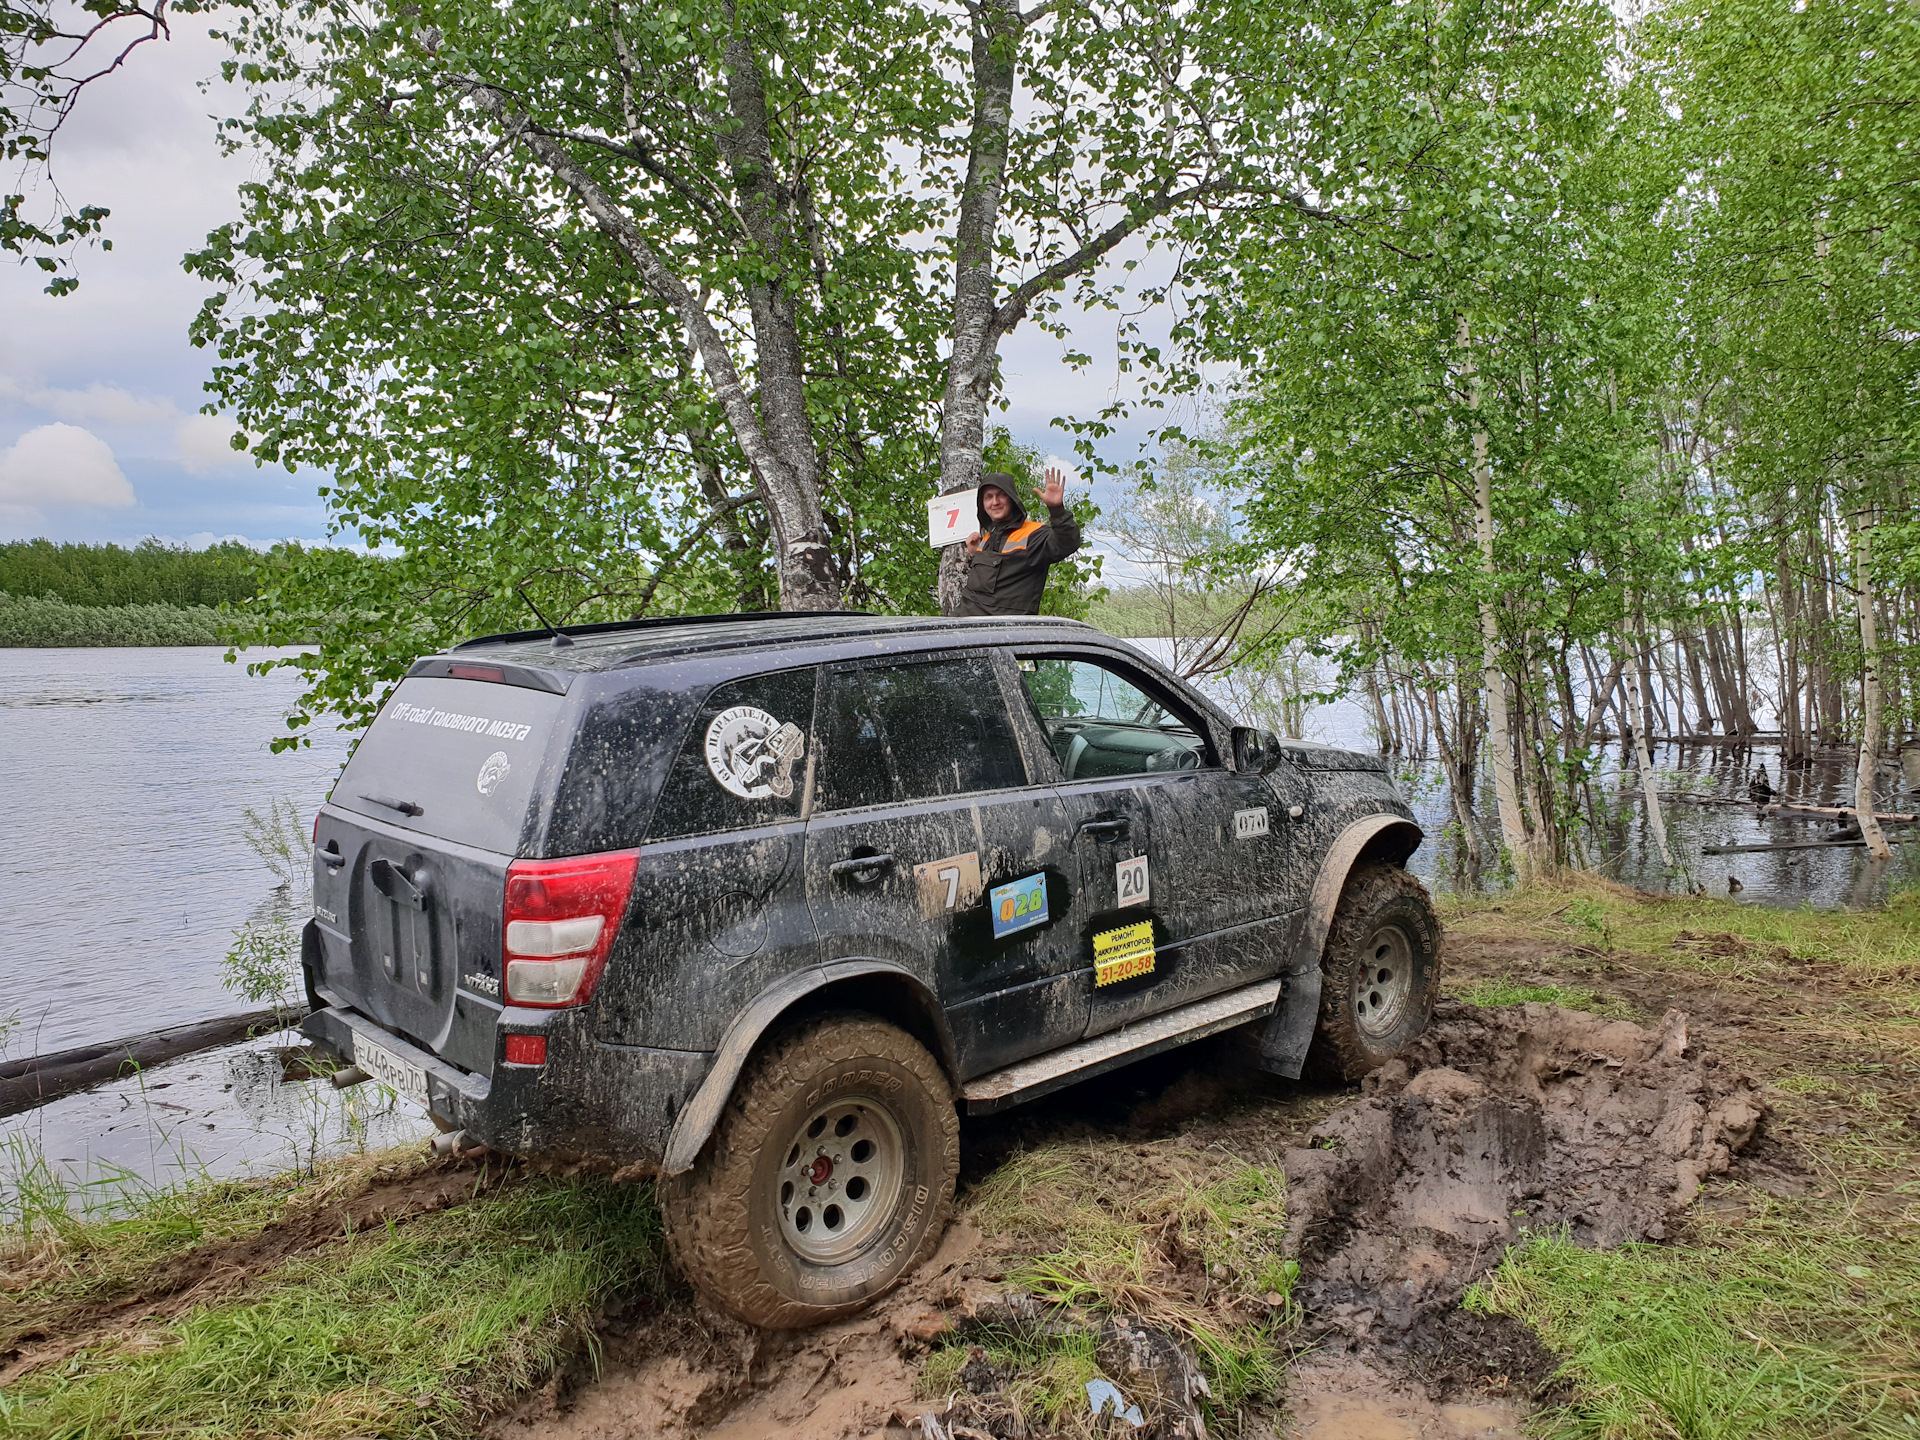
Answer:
[659,1014,960,1329]
[1307,864,1441,1083]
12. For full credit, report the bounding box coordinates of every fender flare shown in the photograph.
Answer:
[1288,812,1425,976]
[660,959,945,1176]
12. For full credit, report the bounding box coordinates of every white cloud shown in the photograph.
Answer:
[0,424,138,512]
[174,413,249,472]
[0,376,179,426]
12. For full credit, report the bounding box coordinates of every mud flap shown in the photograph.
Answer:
[1257,968,1321,1078]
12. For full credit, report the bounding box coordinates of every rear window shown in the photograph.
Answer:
[333,676,564,853]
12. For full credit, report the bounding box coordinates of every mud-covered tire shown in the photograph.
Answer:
[1306,864,1441,1084]
[658,1013,960,1330]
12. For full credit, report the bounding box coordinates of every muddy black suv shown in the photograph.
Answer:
[302,613,1437,1327]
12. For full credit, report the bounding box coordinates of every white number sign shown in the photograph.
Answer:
[1116,854,1149,908]
[926,488,980,548]
[1233,807,1270,840]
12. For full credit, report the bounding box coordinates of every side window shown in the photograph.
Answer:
[1017,656,1214,781]
[817,655,1028,812]
[647,667,818,839]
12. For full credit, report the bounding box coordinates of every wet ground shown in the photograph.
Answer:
[8,888,1913,1438]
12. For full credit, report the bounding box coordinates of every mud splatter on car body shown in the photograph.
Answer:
[300,614,1422,1181]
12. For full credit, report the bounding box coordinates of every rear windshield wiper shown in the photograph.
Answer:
[361,793,424,817]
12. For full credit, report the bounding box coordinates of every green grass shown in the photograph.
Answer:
[953,1140,1293,1427]
[1470,1217,1920,1440]
[1450,976,1637,1018]
[1444,877,1920,1439]
[0,593,230,646]
[0,1159,667,1439]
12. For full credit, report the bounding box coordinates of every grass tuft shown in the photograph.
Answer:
[958,1139,1291,1425]
[1470,1216,1920,1440]
[1450,977,1636,1018]
[0,1161,666,1439]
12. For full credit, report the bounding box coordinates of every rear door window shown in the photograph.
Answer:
[334,676,564,853]
[817,654,1028,811]
[647,667,819,839]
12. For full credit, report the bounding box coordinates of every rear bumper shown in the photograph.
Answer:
[303,1003,712,1173]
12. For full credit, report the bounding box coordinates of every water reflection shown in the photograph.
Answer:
[0,1030,430,1210]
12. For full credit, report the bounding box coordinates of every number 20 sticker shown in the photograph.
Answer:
[1116,854,1149,908]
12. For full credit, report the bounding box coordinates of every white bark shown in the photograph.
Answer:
[1459,318,1534,883]
[1622,627,1674,869]
[465,80,841,611]
[935,0,1022,614]
[1853,496,1893,860]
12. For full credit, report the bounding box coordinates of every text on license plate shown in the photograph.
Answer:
[355,1034,429,1107]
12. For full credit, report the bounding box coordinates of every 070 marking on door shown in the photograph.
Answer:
[1116,854,1149,907]
[1234,807,1270,840]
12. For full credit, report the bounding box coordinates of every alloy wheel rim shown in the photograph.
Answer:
[775,1096,906,1266]
[1353,924,1414,1039]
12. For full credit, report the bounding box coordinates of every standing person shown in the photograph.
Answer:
[956,466,1082,617]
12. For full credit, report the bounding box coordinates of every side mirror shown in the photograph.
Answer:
[1231,726,1284,775]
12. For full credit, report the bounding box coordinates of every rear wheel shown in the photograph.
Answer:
[659,1014,959,1329]
[1307,864,1441,1083]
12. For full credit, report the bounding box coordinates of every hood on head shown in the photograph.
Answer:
[977,473,1028,531]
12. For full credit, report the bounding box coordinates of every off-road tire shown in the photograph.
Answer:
[1306,863,1441,1083]
[658,1013,960,1330]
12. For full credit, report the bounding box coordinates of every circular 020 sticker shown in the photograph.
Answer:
[704,706,806,800]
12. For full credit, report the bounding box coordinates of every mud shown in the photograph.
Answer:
[1282,1000,1765,1352]
[488,1001,1763,1440]
[1282,1354,1526,1439]
[0,1154,503,1386]
[490,1222,988,1440]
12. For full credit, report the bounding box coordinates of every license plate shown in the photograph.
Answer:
[355,1033,429,1108]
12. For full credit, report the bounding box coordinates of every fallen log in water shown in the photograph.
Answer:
[0,1005,308,1119]
[1760,802,1919,824]
[1701,837,1916,854]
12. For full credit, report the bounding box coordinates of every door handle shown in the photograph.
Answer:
[830,853,896,880]
[1079,817,1131,840]
[318,845,346,870]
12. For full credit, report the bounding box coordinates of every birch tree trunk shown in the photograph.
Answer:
[466,80,842,611]
[936,0,1024,615]
[1853,493,1893,860]
[1622,618,1674,868]
[1456,319,1534,880]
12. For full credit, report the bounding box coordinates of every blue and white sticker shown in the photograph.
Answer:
[990,872,1050,938]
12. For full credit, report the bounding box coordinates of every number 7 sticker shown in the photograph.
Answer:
[914,851,982,919]
[1116,854,1149,908]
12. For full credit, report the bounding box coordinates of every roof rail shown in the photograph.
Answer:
[452,609,877,650]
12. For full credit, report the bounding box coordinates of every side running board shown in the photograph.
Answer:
[960,977,1284,1115]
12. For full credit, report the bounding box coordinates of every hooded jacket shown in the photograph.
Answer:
[957,476,1082,618]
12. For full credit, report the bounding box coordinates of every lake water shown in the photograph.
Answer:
[0,647,352,1057]
[1,641,1910,1203]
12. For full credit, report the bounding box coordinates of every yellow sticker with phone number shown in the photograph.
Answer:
[1093,920,1155,987]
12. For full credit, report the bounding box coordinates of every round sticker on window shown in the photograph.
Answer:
[704,706,806,800]
[476,751,511,796]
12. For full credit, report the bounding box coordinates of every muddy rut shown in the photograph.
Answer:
[488,998,1764,1440]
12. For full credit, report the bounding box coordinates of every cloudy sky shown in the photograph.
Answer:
[0,15,1161,550]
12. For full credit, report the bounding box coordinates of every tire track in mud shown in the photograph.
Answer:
[0,1156,506,1386]
[501,998,1764,1440]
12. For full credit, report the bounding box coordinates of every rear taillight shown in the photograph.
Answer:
[501,851,638,1008]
